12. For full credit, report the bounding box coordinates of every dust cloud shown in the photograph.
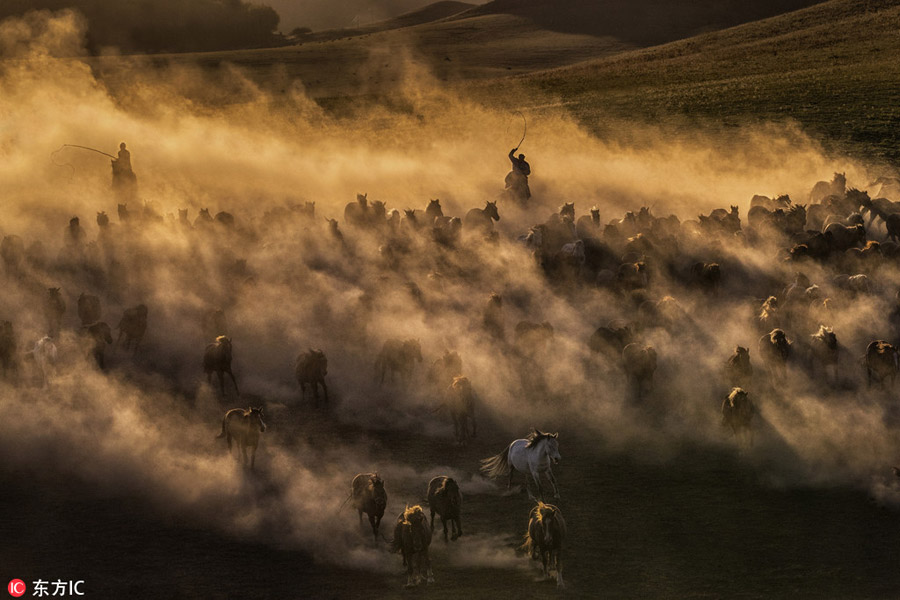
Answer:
[2,9,899,577]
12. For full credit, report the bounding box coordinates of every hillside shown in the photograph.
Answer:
[459,0,822,45]
[496,0,900,162]
[92,0,831,101]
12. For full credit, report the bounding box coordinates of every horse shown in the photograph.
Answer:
[721,387,754,446]
[866,340,899,389]
[426,476,462,542]
[589,321,632,360]
[28,336,57,387]
[481,429,561,501]
[444,376,476,445]
[622,343,657,400]
[81,322,113,369]
[347,473,387,542]
[575,207,602,239]
[204,336,239,396]
[429,350,463,390]
[295,348,328,407]
[216,406,266,469]
[116,304,148,353]
[0,321,17,380]
[44,288,65,339]
[391,505,434,587]
[463,201,500,233]
[809,172,846,204]
[808,325,838,383]
[522,502,566,588]
[758,329,791,383]
[77,293,102,326]
[725,346,753,388]
[375,338,422,384]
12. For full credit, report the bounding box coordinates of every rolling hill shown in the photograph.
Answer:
[498,0,900,163]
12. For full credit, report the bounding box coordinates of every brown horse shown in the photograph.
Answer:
[116,304,148,353]
[622,343,657,400]
[347,472,387,542]
[216,407,266,469]
[444,376,476,444]
[758,328,791,383]
[77,293,102,326]
[391,505,434,587]
[295,348,328,407]
[204,336,239,396]
[522,502,566,588]
[725,346,753,388]
[721,387,754,446]
[0,321,17,380]
[81,322,113,369]
[375,338,422,384]
[44,288,65,339]
[427,476,462,542]
[866,340,899,389]
[463,201,500,233]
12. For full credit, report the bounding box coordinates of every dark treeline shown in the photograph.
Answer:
[0,0,283,54]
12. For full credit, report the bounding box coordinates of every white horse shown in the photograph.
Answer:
[480,429,561,500]
[29,336,57,387]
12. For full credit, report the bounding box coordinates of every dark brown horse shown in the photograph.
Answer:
[44,288,65,339]
[375,338,422,384]
[391,505,434,587]
[866,340,899,389]
[522,502,566,588]
[216,406,266,469]
[347,472,387,542]
[77,293,102,326]
[758,328,791,383]
[721,387,754,446]
[204,336,238,396]
[295,348,328,407]
[725,346,752,388]
[463,201,500,233]
[427,476,462,542]
[116,304,148,353]
[444,376,476,444]
[81,322,113,369]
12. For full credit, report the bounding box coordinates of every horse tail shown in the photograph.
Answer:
[480,447,510,479]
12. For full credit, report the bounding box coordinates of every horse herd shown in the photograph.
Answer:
[5,169,900,587]
[342,429,566,588]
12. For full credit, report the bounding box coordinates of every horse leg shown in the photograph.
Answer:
[226,368,239,395]
[507,466,515,491]
[312,381,319,409]
[369,513,378,542]
[240,443,248,467]
[250,444,257,470]
[430,508,436,532]
[530,469,545,501]
[442,515,449,542]
[216,370,225,396]
[555,551,565,588]
[548,469,561,500]
[453,515,462,539]
[541,549,550,579]
[321,379,328,403]
[358,509,364,530]
[424,548,434,584]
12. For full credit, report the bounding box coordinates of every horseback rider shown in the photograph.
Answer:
[509,147,530,177]
[506,147,531,201]
[112,142,132,174]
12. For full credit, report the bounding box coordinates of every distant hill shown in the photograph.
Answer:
[457,0,824,45]
[298,1,476,41]
[503,0,900,162]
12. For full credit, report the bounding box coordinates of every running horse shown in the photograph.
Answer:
[480,429,561,500]
[391,505,434,587]
[522,502,566,588]
[216,406,267,469]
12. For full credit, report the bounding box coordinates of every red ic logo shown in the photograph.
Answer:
[7,580,26,598]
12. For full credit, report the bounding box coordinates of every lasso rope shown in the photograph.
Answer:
[50,144,117,181]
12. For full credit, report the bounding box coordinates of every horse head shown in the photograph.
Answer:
[485,201,500,221]
[356,193,368,207]
[559,202,575,219]
[249,407,266,432]
[427,199,443,216]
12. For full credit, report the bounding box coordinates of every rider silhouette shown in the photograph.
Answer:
[506,147,531,201]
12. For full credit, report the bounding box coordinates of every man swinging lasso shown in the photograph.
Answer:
[505,146,531,203]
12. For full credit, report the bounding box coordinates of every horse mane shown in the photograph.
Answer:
[525,429,557,448]
[401,504,425,523]
[437,476,458,495]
